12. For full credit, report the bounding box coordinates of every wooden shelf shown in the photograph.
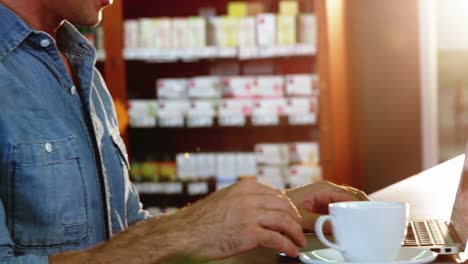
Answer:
[122,45,316,62]
[128,120,319,160]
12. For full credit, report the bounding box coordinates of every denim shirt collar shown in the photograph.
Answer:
[0,3,96,61]
[0,3,32,60]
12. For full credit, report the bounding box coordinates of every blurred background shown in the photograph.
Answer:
[80,0,468,214]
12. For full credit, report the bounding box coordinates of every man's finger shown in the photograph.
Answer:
[255,227,300,257]
[257,209,306,248]
[252,195,302,223]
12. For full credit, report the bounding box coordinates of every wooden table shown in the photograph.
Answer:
[212,155,467,264]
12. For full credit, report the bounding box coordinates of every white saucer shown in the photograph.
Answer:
[299,248,437,264]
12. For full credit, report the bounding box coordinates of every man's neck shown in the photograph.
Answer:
[0,0,64,38]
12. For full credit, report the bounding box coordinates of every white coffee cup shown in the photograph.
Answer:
[315,201,408,262]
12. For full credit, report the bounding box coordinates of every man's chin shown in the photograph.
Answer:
[72,15,102,27]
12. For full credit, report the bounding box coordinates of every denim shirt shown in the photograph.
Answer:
[0,4,149,263]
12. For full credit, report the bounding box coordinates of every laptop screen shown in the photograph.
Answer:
[450,149,468,250]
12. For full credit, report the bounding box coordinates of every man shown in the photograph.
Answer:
[0,0,368,263]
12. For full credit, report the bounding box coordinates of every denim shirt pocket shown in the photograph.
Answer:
[9,136,88,248]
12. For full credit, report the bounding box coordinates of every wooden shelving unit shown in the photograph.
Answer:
[100,0,361,208]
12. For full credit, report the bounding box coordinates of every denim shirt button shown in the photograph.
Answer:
[40,39,51,48]
[69,85,77,95]
[44,142,53,153]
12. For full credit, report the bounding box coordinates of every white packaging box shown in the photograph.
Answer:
[187,76,221,98]
[216,153,238,181]
[156,100,189,127]
[286,97,312,115]
[176,153,197,180]
[277,15,296,45]
[298,14,317,45]
[156,78,187,99]
[188,17,207,48]
[219,98,254,116]
[256,165,286,189]
[124,20,139,49]
[187,99,217,127]
[218,99,253,126]
[255,143,288,165]
[255,76,285,98]
[288,142,320,165]
[221,76,256,98]
[236,153,257,177]
[287,165,322,188]
[128,100,157,127]
[238,17,256,47]
[138,18,157,48]
[256,13,276,46]
[220,16,240,47]
[187,100,217,117]
[285,74,318,96]
[252,98,286,125]
[194,153,216,179]
[172,18,190,48]
[253,98,287,115]
[154,18,172,48]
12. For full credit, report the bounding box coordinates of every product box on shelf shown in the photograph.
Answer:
[236,153,257,177]
[285,74,318,96]
[138,18,157,49]
[254,76,285,98]
[193,153,217,179]
[188,17,207,48]
[154,18,172,49]
[176,153,197,180]
[218,98,253,116]
[277,15,296,45]
[128,100,157,127]
[279,0,299,16]
[286,97,314,114]
[256,14,276,46]
[156,78,187,99]
[124,20,139,49]
[255,143,288,165]
[298,14,317,45]
[221,76,256,98]
[172,18,190,48]
[140,161,159,182]
[286,97,319,125]
[252,98,287,115]
[216,153,238,183]
[220,16,240,47]
[207,16,222,47]
[256,165,287,189]
[228,1,248,17]
[218,98,253,126]
[238,17,256,47]
[286,165,322,188]
[186,99,217,127]
[288,142,320,165]
[187,76,222,98]
[157,100,189,127]
[158,162,177,182]
[252,98,286,126]
[247,2,264,16]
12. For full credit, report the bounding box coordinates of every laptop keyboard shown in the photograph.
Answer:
[404,220,446,246]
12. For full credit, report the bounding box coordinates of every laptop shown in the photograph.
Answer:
[403,148,468,255]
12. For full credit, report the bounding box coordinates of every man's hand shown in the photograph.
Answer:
[168,179,306,260]
[285,181,369,231]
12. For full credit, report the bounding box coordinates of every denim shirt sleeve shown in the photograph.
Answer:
[126,182,151,224]
[0,201,49,264]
